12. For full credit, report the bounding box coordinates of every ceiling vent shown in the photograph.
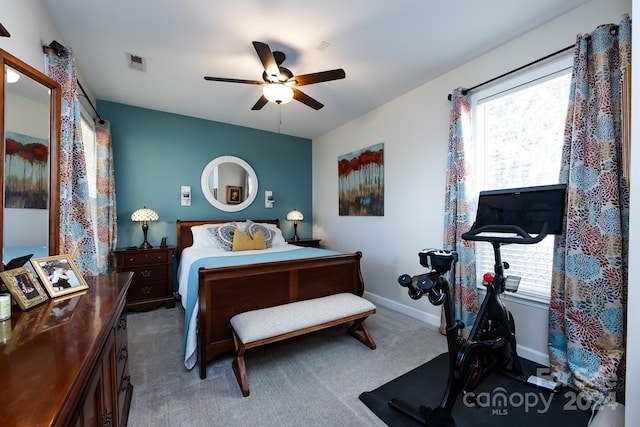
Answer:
[126,52,146,72]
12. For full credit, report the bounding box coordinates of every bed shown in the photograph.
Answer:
[176,219,366,379]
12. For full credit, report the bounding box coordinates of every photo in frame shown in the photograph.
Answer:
[226,185,243,204]
[31,255,89,298]
[0,266,49,310]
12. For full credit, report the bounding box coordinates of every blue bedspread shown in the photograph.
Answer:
[182,247,340,356]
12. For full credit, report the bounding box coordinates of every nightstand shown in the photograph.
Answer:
[286,238,321,248]
[113,246,175,311]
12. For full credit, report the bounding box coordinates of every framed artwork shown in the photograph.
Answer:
[0,266,49,310]
[226,186,243,204]
[338,143,384,216]
[5,131,49,209]
[31,255,89,298]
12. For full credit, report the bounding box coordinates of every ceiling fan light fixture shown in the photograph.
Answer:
[263,83,294,104]
[6,68,20,83]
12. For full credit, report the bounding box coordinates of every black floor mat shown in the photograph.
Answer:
[359,353,592,426]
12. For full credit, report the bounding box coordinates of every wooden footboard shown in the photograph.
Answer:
[196,251,364,379]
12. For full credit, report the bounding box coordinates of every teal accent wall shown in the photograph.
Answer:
[98,101,312,249]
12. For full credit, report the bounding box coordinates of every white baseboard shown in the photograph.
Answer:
[364,291,549,366]
[364,291,441,328]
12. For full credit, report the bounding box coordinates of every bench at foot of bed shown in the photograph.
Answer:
[229,293,377,397]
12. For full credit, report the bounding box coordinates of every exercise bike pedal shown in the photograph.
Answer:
[504,275,521,292]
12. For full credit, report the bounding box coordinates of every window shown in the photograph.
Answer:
[471,58,572,303]
[79,106,99,253]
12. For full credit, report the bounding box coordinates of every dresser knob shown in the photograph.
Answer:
[118,317,127,330]
[120,375,131,392]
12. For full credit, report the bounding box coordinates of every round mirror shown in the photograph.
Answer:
[201,156,258,212]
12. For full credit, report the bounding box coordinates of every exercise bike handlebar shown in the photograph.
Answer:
[461,222,550,245]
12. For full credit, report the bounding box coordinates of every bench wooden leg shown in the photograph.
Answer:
[231,329,251,397]
[348,318,377,349]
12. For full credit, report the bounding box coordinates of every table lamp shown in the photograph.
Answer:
[286,209,304,241]
[131,206,159,249]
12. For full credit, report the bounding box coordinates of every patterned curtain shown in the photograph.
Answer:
[94,120,118,273]
[45,46,99,275]
[548,15,630,405]
[443,89,478,336]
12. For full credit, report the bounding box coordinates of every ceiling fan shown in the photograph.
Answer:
[204,41,345,110]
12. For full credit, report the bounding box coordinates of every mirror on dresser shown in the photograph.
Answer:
[201,155,258,212]
[1,49,61,267]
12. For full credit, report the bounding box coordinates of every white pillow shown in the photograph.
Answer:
[190,223,234,248]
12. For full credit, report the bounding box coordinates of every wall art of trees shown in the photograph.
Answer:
[5,131,49,209]
[338,143,384,216]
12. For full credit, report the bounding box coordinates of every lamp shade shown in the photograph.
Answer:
[263,84,294,104]
[286,210,304,221]
[131,207,159,222]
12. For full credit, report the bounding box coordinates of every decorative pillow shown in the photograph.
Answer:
[260,222,286,246]
[232,229,266,252]
[208,224,239,251]
[245,220,275,247]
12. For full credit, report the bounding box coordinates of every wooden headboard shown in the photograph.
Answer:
[175,219,280,260]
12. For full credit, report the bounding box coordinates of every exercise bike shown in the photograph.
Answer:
[389,184,567,426]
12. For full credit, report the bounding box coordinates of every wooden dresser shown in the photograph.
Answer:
[114,246,175,311]
[0,272,133,427]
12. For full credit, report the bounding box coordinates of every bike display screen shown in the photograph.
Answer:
[473,184,567,235]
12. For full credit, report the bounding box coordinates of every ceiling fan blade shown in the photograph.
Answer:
[252,41,280,81]
[290,69,345,86]
[292,88,324,110]
[251,95,269,111]
[204,76,264,85]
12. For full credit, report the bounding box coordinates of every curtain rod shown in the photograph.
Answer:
[447,43,575,101]
[43,41,105,124]
[76,79,105,124]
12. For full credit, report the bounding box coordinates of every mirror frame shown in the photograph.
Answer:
[200,156,258,212]
[0,49,61,259]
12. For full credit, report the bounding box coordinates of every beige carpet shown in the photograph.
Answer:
[126,302,446,426]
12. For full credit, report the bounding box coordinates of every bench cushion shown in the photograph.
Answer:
[230,293,375,344]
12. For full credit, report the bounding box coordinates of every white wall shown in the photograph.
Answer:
[0,0,62,73]
[0,0,96,111]
[313,0,631,366]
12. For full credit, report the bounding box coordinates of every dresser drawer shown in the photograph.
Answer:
[120,250,169,267]
[129,264,168,284]
[115,314,129,382]
[117,366,132,426]
[127,280,168,302]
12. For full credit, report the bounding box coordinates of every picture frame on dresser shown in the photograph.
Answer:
[31,254,89,298]
[0,266,49,310]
